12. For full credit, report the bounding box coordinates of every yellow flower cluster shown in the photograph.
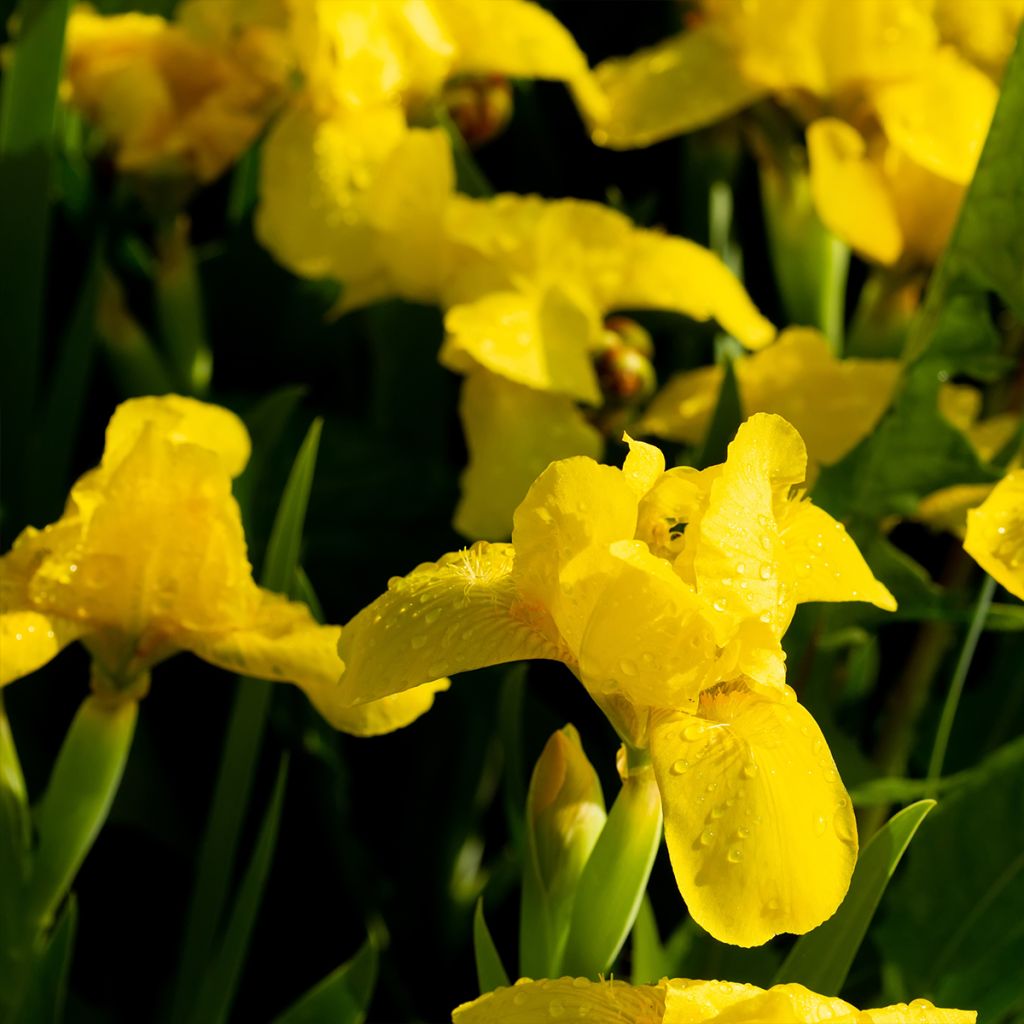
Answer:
[586,0,1022,266]
[334,413,895,945]
[0,395,445,737]
[453,976,975,1024]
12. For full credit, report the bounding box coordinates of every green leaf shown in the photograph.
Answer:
[630,896,669,986]
[14,896,77,1024]
[473,898,510,995]
[274,932,380,1024]
[775,799,935,995]
[171,421,322,1021]
[561,766,662,977]
[25,696,137,936]
[435,107,494,199]
[0,0,72,523]
[697,357,741,469]
[189,758,289,1024]
[848,775,963,808]
[877,737,1024,1022]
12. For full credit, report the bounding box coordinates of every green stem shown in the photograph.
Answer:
[926,574,997,791]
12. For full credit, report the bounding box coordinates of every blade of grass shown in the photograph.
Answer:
[927,575,997,791]
[473,898,510,995]
[188,758,289,1024]
[273,932,380,1024]
[774,799,935,994]
[171,420,323,1020]
[697,357,741,469]
[0,0,72,532]
[14,895,77,1024]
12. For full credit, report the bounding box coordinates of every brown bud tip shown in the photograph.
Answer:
[442,74,513,148]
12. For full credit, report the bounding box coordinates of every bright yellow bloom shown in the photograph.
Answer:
[436,193,775,539]
[0,395,443,736]
[452,976,975,1024]
[964,468,1024,599]
[64,4,288,183]
[334,414,895,944]
[255,0,599,299]
[640,328,900,477]
[586,0,1015,267]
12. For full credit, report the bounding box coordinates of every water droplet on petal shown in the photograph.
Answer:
[619,657,637,676]
[727,846,744,863]
[759,565,772,580]
[699,827,716,846]
[683,722,705,741]
[670,759,689,775]
[742,763,758,778]
[410,636,427,650]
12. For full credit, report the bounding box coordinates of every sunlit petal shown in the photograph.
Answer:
[964,468,1024,599]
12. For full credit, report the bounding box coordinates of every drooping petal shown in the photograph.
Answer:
[337,542,561,707]
[453,371,603,541]
[441,288,601,405]
[663,979,768,1021]
[915,483,994,538]
[589,28,766,149]
[964,468,1024,599]
[638,364,724,446]
[318,679,450,737]
[616,232,775,350]
[183,588,343,697]
[1,534,86,687]
[859,1000,976,1023]
[102,393,251,477]
[650,683,857,947]
[694,983,858,1023]
[778,502,896,611]
[807,118,903,266]
[452,977,666,1024]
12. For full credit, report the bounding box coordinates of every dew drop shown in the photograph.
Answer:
[727,846,744,863]
[699,827,716,846]
[759,564,772,580]
[759,611,772,624]
[14,632,23,641]
[814,814,827,836]
[683,722,705,741]
[736,826,750,839]
[669,758,689,775]
[710,804,725,820]
[833,805,856,844]
[619,657,637,676]
[736,562,746,575]
[549,999,566,1018]
[712,598,727,612]
[410,636,427,650]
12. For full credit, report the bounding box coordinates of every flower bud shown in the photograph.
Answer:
[442,74,514,148]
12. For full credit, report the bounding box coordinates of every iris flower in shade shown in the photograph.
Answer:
[64,3,289,183]
[964,468,1024,599]
[584,0,1015,267]
[452,976,975,1024]
[434,192,775,540]
[639,327,901,480]
[334,414,895,945]
[0,395,444,737]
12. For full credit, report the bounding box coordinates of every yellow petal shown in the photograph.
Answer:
[441,288,601,405]
[454,371,603,541]
[254,102,405,283]
[651,683,857,947]
[320,679,450,738]
[860,1000,976,1023]
[638,364,724,446]
[512,456,638,657]
[439,0,590,83]
[779,502,896,611]
[576,540,719,711]
[807,118,903,266]
[737,329,901,467]
[337,542,560,707]
[27,426,256,641]
[964,468,1024,599]
[936,0,1024,76]
[692,413,808,644]
[617,232,775,350]
[589,28,766,149]
[453,977,666,1024]
[1,533,86,687]
[184,588,343,697]
[102,393,251,477]
[694,983,857,1023]
[622,434,666,498]
[873,49,998,186]
[663,979,768,1022]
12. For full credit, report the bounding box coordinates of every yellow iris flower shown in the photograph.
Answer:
[453,976,975,1024]
[255,0,601,299]
[964,468,1024,599]
[586,0,1017,267]
[64,3,289,183]
[436,193,775,539]
[640,328,900,479]
[0,395,443,736]
[334,414,895,945]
